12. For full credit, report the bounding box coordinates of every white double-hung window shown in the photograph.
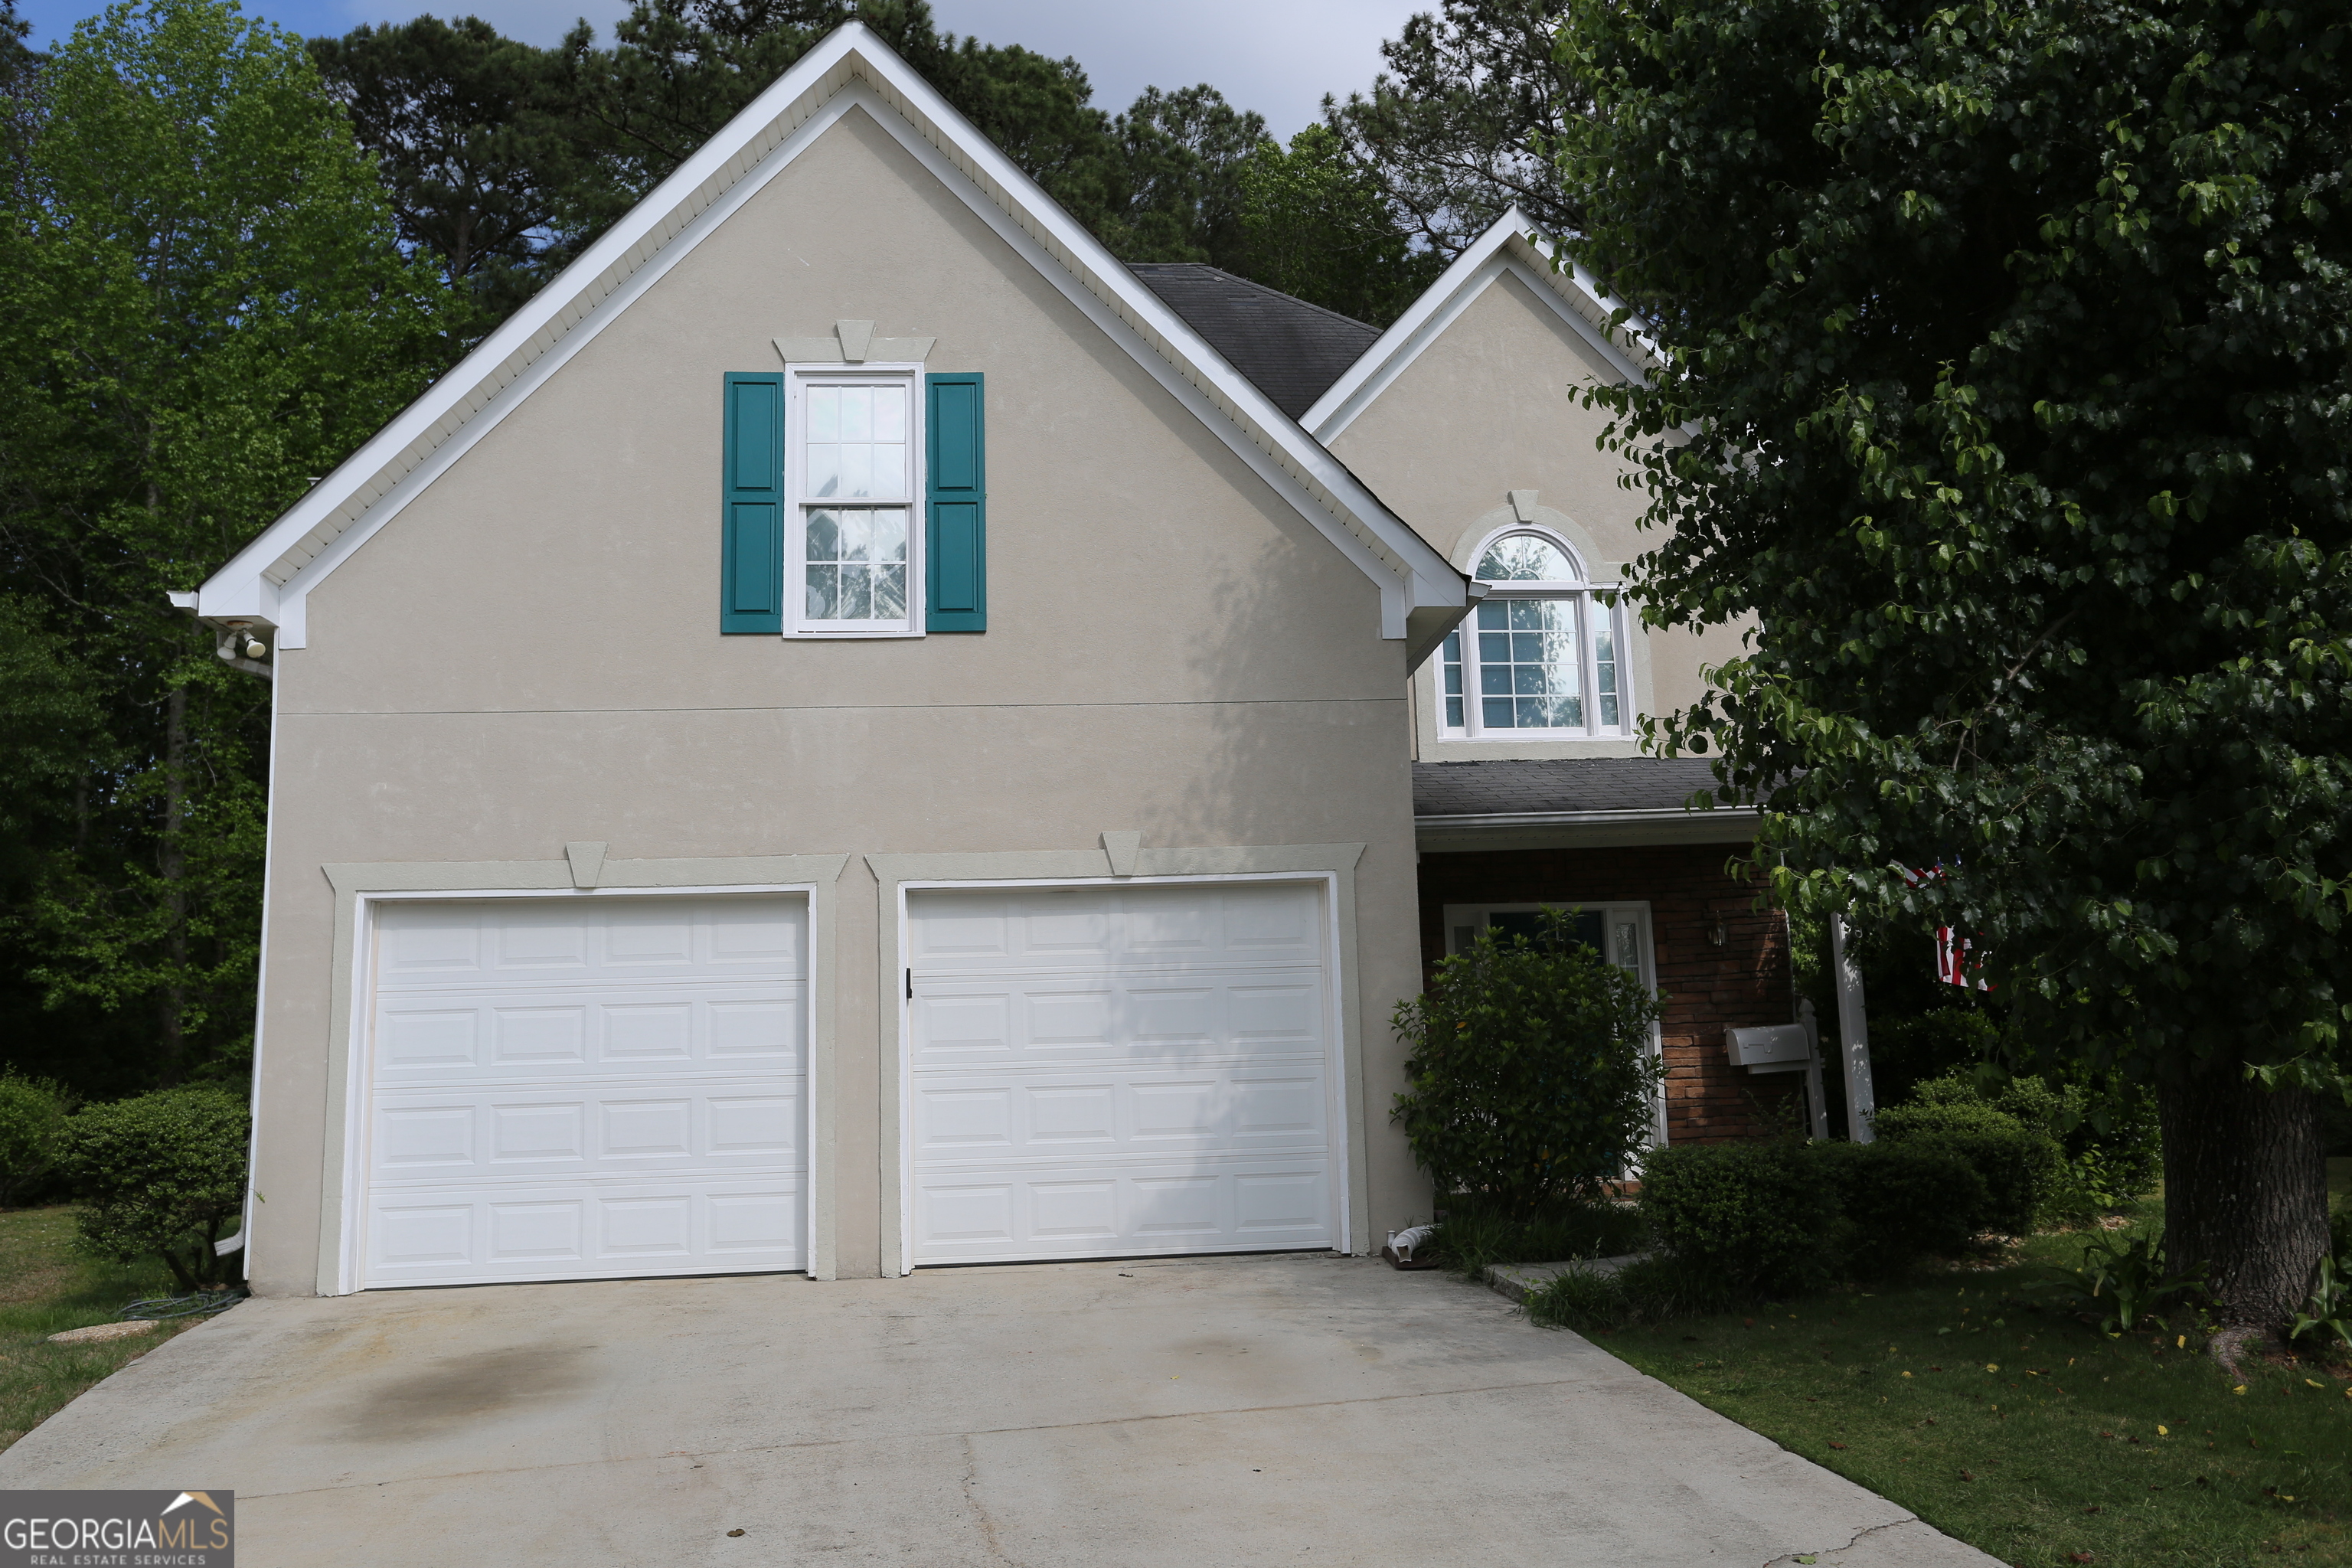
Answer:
[1441,527,1625,737]
[788,369,920,634]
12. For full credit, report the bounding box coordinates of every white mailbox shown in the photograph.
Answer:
[1726,1022,1813,1072]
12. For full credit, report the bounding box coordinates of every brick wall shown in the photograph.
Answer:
[1416,841,1802,1143]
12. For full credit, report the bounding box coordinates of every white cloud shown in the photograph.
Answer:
[24,0,1419,138]
[430,0,1419,134]
[927,0,1419,138]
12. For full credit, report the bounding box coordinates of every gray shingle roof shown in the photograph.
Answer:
[1413,758,1731,818]
[1127,264,1380,419]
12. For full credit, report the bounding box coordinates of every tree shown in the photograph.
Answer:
[1555,0,2351,1338]
[313,4,1133,331]
[0,0,461,1093]
[309,16,596,325]
[0,0,39,185]
[319,5,1406,332]
[556,0,1125,238]
[1236,124,1443,326]
[1100,83,1263,265]
[0,1070,69,1207]
[1323,0,1583,259]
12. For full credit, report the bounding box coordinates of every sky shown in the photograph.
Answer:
[17,0,1426,139]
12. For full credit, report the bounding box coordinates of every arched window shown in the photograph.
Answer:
[1441,527,1625,736]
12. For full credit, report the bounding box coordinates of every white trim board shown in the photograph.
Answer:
[195,24,1465,648]
[1304,209,1660,444]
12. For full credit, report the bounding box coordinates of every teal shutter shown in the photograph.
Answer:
[925,372,985,632]
[720,372,785,633]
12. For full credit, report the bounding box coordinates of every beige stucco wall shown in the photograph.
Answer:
[1325,270,1746,759]
[247,105,1428,1294]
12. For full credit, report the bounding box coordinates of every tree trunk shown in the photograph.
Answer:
[2158,1070,2330,1332]
[158,680,188,1084]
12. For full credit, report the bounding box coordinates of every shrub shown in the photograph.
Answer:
[2044,1232,2203,1335]
[57,1086,248,1291]
[2288,1210,2352,1357]
[1429,1193,1645,1278]
[1865,1008,1998,1107]
[1904,1071,2161,1214]
[1809,1138,1988,1274]
[1635,1141,1839,1298]
[0,1073,70,1207]
[1527,1253,1739,1332]
[1527,1266,1632,1333]
[1611,1251,1741,1320]
[2320,1093,2352,1158]
[1870,1096,2063,1236]
[2050,1083,2163,1204]
[1391,910,1666,1219]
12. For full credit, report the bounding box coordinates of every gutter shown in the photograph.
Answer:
[1413,805,1764,833]
[166,590,273,681]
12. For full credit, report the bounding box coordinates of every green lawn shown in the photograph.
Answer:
[1569,1170,2352,1568]
[0,1207,201,1454]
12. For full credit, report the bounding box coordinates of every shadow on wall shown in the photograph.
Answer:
[1165,548,1409,855]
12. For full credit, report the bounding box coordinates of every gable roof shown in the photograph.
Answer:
[1126,264,1380,420]
[194,23,1465,650]
[1301,209,1659,444]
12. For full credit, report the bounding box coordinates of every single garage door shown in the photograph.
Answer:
[359,895,808,1289]
[906,881,1338,1266]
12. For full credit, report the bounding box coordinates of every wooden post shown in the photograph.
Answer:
[1830,914,1876,1142]
[1797,998,1831,1141]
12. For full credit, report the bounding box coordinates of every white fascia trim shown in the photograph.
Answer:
[851,96,1442,640]
[201,24,1461,647]
[1305,208,1661,444]
[821,48,1461,628]
[202,44,872,642]
[266,91,874,647]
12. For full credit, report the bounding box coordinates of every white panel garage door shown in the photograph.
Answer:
[906,882,1337,1266]
[359,896,807,1288]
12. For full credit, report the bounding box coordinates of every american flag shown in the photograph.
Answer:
[1899,864,1991,990]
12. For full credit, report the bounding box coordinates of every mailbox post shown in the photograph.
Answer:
[1724,1018,1831,1139]
[1830,913,1877,1143]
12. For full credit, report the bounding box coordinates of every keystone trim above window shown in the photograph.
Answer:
[721,368,986,637]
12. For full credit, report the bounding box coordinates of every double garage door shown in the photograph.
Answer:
[354,882,1336,1289]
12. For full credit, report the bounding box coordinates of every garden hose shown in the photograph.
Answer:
[119,1290,246,1322]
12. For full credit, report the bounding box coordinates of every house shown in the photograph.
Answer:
[1302,227,1808,1146]
[187,24,1798,1298]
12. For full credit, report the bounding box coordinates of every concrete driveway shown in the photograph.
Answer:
[0,1253,1995,1566]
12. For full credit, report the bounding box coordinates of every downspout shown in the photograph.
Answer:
[167,592,270,1265]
